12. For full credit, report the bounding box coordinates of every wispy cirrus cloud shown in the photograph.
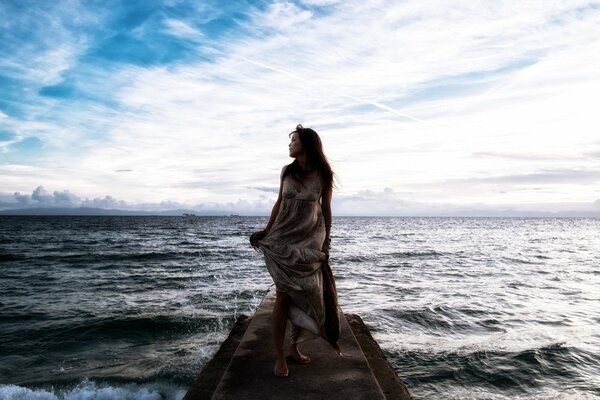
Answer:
[1,1,600,214]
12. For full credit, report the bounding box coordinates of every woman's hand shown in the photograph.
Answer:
[250,229,267,249]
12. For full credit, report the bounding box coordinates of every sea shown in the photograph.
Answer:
[0,216,599,400]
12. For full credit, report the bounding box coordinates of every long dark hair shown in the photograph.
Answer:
[283,124,336,190]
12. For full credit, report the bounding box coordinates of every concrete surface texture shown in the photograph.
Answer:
[184,287,412,400]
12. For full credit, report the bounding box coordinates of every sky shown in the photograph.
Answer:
[1,0,600,216]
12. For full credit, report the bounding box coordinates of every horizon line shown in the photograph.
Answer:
[1,206,599,218]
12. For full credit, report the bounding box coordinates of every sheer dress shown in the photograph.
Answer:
[257,173,328,344]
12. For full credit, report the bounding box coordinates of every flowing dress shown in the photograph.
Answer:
[257,173,329,345]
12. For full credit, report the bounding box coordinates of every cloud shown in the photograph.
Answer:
[300,0,341,5]
[20,186,81,207]
[81,195,129,209]
[2,185,275,214]
[163,18,204,41]
[3,185,600,216]
[471,152,570,161]
[333,187,600,216]
[247,186,279,193]
[583,149,600,158]
[10,185,126,209]
[31,186,56,204]
[13,192,30,206]
[1,1,600,211]
[0,1,99,86]
[448,169,600,185]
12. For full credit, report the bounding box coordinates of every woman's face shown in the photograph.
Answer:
[289,132,303,158]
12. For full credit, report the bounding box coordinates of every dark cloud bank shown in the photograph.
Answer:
[1,186,600,217]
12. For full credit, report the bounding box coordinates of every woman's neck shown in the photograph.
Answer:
[296,155,314,171]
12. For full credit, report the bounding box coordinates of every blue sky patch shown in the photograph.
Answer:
[39,81,77,98]
[10,136,43,152]
[0,131,16,141]
[87,31,198,65]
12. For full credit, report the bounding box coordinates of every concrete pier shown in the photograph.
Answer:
[184,288,411,400]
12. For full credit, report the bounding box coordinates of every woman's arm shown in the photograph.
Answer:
[250,166,286,249]
[321,180,332,256]
[265,166,287,233]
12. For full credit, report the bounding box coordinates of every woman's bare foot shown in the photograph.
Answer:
[289,344,311,364]
[274,357,288,377]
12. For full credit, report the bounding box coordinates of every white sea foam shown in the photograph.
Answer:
[0,379,186,400]
[441,387,600,400]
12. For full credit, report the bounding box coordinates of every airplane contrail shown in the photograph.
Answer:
[240,57,436,127]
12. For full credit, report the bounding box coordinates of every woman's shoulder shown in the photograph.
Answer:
[280,163,293,178]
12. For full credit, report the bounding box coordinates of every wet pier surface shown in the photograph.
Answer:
[184,288,412,400]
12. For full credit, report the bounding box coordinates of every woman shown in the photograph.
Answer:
[250,124,340,377]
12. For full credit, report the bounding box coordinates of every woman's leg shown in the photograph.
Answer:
[272,291,290,376]
[289,343,311,364]
[289,325,311,363]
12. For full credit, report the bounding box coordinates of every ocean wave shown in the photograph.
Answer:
[391,343,596,398]
[0,254,20,261]
[13,250,215,263]
[1,314,232,355]
[113,251,211,261]
[437,387,600,400]
[340,255,371,262]
[387,250,444,258]
[58,314,231,338]
[384,306,474,332]
[0,379,186,400]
